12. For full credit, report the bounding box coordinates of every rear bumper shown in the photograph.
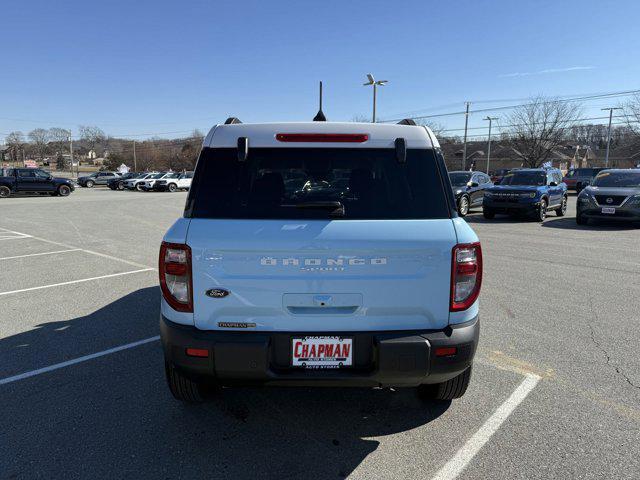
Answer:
[160,315,479,387]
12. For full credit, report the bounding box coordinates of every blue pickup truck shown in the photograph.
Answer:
[482,168,568,222]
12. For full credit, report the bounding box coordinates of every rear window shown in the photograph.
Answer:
[187,147,449,220]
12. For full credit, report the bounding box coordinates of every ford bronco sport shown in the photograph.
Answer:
[159,119,482,403]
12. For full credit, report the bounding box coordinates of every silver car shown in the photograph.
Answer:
[576,169,640,225]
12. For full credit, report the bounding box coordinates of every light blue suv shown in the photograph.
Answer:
[159,119,482,403]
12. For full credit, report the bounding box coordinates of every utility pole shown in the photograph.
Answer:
[68,130,74,177]
[602,107,622,167]
[461,102,471,170]
[483,116,499,174]
[133,140,137,171]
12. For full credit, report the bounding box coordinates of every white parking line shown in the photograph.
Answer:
[0,336,160,386]
[0,227,154,270]
[431,373,541,480]
[0,235,31,241]
[0,249,82,261]
[0,268,154,297]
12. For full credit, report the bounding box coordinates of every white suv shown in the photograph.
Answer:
[123,172,157,191]
[159,119,482,403]
[153,172,193,192]
[139,172,171,191]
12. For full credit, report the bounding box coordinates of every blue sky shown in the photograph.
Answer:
[2,0,639,140]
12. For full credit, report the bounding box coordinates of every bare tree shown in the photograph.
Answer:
[621,93,640,138]
[506,96,582,168]
[414,119,446,137]
[5,131,25,164]
[49,127,71,155]
[28,128,50,160]
[79,125,106,152]
[351,115,370,123]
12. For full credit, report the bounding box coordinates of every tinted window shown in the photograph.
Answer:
[34,170,50,178]
[17,169,36,178]
[593,171,640,188]
[500,171,546,186]
[188,147,450,220]
[449,172,472,186]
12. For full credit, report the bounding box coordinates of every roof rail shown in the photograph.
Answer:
[224,117,242,125]
[397,119,417,126]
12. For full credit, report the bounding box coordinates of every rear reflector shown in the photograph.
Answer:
[435,347,457,357]
[185,348,209,358]
[275,133,369,143]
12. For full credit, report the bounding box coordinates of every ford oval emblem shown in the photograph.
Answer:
[206,288,229,298]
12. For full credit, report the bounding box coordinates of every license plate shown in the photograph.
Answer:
[601,207,616,214]
[291,336,353,369]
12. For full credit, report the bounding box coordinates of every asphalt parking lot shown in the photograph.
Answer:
[0,189,638,479]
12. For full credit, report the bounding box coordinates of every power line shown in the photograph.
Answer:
[381,89,640,123]
[443,118,638,141]
[439,114,632,134]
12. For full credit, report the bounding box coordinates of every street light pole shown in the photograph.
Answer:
[373,82,377,123]
[484,116,499,174]
[363,74,388,123]
[601,107,622,167]
[461,102,471,170]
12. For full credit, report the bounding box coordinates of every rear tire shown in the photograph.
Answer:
[164,362,218,403]
[136,183,144,191]
[117,182,125,190]
[483,208,495,219]
[0,186,10,198]
[556,195,567,216]
[419,366,472,401]
[168,183,177,193]
[57,185,71,197]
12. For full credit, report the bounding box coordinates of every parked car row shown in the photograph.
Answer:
[450,167,640,225]
[75,171,193,192]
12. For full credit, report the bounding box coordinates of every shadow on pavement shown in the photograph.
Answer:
[0,287,449,479]
[463,213,539,225]
[541,217,639,231]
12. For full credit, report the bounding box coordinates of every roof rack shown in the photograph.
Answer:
[397,119,417,126]
[224,117,242,125]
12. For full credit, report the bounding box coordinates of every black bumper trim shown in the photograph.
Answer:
[160,315,479,387]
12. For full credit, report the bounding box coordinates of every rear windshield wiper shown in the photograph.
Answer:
[293,201,345,217]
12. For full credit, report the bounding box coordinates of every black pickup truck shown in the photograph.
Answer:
[0,168,75,198]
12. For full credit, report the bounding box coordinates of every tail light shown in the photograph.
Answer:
[159,242,193,312]
[450,242,482,311]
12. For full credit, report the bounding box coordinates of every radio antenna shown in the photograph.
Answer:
[313,81,326,121]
